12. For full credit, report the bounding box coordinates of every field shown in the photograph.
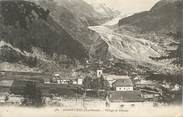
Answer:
[0,104,182,117]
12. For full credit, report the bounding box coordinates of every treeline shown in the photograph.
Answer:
[147,73,182,85]
[0,45,38,67]
[22,81,43,107]
[0,0,49,29]
[83,75,110,90]
[0,0,88,62]
[150,31,183,67]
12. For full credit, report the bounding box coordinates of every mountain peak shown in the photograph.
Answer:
[118,0,183,33]
[0,0,50,29]
[0,0,88,63]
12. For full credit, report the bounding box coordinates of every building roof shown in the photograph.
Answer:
[0,87,11,95]
[105,75,130,80]
[135,80,161,88]
[11,80,30,88]
[0,92,9,96]
[110,91,144,102]
[0,80,14,87]
[0,71,50,76]
[39,83,82,89]
[112,79,133,87]
[136,80,155,85]
[40,84,83,97]
[0,71,52,81]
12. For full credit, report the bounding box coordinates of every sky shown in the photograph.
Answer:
[85,0,160,14]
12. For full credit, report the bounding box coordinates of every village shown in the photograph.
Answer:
[0,70,181,108]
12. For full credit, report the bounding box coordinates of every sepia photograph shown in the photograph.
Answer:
[0,0,182,117]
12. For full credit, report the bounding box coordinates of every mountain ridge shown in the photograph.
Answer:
[118,0,183,33]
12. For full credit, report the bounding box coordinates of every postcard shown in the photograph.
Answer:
[0,0,182,117]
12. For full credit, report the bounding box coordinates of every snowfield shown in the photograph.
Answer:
[88,25,161,64]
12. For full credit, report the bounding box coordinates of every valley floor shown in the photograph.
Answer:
[0,104,182,117]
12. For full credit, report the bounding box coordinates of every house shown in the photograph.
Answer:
[56,78,83,85]
[140,89,161,100]
[104,75,132,87]
[44,76,83,85]
[135,80,157,88]
[97,70,103,78]
[0,80,14,87]
[171,84,181,91]
[77,78,83,85]
[135,80,163,95]
[105,77,115,87]
[111,76,133,91]
[44,79,51,84]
